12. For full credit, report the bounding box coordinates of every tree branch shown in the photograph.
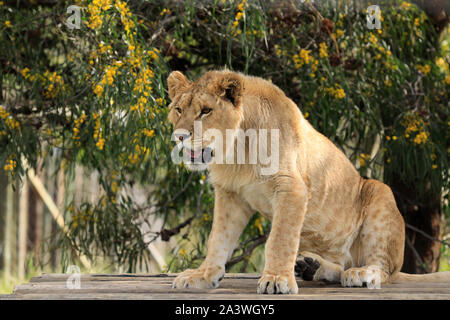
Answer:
[405,223,449,247]
[225,234,268,271]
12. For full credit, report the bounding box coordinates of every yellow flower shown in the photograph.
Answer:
[368,34,378,45]
[96,137,105,150]
[142,128,155,137]
[432,164,437,169]
[179,248,187,257]
[93,84,104,96]
[416,64,431,75]
[384,79,392,87]
[293,49,311,68]
[236,12,244,21]
[4,159,16,172]
[400,1,411,9]
[358,153,370,167]
[20,67,30,79]
[325,84,346,99]
[4,20,11,28]
[319,42,328,59]
[111,181,119,193]
[414,18,420,27]
[413,131,428,145]
[445,75,450,85]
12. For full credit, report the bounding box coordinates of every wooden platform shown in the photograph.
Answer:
[2,273,450,300]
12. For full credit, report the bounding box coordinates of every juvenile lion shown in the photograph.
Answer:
[167,69,449,294]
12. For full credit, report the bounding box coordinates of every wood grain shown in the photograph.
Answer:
[3,273,450,300]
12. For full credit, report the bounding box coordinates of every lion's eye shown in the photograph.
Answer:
[200,107,212,116]
[175,107,182,114]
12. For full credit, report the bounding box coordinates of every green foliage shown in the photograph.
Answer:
[0,0,448,272]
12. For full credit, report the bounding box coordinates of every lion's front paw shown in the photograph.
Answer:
[257,272,298,294]
[172,266,225,289]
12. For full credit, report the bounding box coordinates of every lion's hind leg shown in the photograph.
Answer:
[341,266,389,288]
[296,251,343,283]
[341,179,405,288]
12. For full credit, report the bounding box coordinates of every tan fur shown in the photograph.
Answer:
[167,70,450,294]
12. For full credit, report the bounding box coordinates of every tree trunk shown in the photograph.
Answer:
[390,178,441,274]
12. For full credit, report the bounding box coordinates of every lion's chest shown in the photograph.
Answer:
[239,183,274,219]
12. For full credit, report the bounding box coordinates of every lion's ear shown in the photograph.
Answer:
[167,71,190,100]
[212,73,243,107]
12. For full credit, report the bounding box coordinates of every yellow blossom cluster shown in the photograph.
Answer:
[132,67,154,97]
[445,75,450,85]
[42,70,65,98]
[116,0,134,33]
[89,43,112,65]
[20,67,32,79]
[71,208,97,228]
[319,42,328,59]
[335,29,344,38]
[401,113,430,145]
[4,159,16,172]
[93,113,105,150]
[413,131,429,145]
[325,83,346,99]
[416,64,431,75]
[246,29,264,38]
[93,62,122,97]
[231,0,246,36]
[127,144,150,164]
[160,8,171,16]
[358,153,370,167]
[72,112,87,146]
[368,34,378,46]
[293,49,311,68]
[0,105,20,130]
[414,18,420,27]
[400,1,412,9]
[141,128,155,137]
[86,0,112,29]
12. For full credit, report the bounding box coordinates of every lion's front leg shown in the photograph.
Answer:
[257,175,308,294]
[172,187,254,289]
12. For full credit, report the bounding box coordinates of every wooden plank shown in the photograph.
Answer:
[6,273,450,300]
[29,273,260,282]
[12,283,450,297]
[5,292,450,300]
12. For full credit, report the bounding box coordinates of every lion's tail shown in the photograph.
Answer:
[392,271,450,283]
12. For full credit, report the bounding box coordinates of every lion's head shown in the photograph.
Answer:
[167,70,244,171]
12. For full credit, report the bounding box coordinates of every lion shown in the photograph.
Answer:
[166,69,450,294]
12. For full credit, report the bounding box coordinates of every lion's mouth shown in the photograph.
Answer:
[187,147,214,164]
